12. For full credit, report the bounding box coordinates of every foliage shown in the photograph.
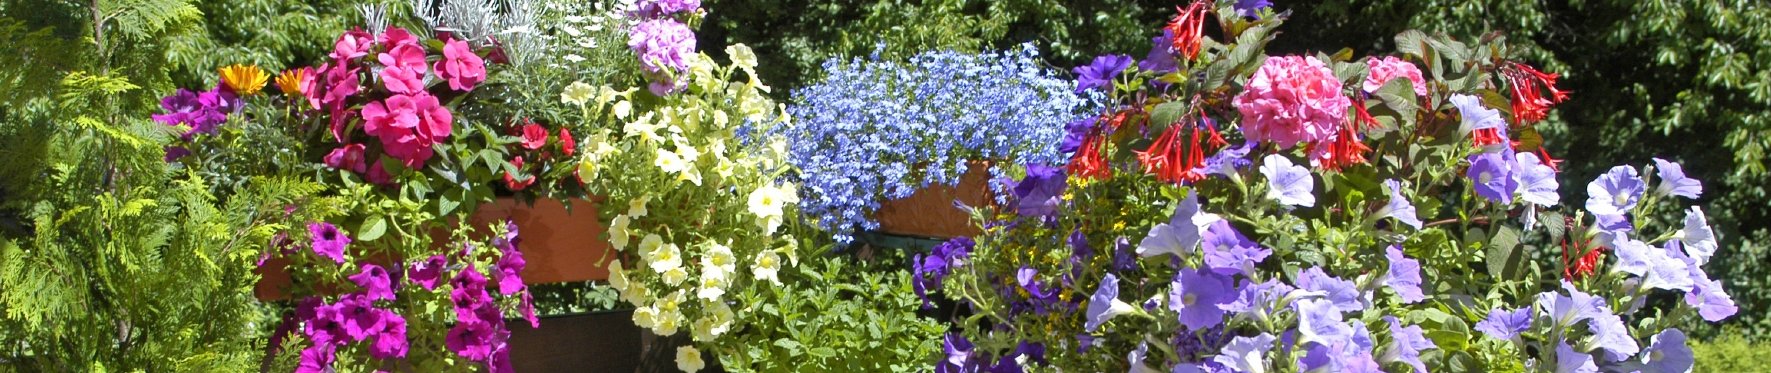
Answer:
[715,249,946,373]
[1690,332,1771,372]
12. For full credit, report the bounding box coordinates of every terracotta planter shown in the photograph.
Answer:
[255,197,613,300]
[873,162,994,239]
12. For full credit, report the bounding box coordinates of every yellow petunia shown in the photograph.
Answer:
[219,64,269,96]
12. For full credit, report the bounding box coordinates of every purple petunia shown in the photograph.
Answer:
[1380,179,1423,229]
[1197,141,1255,178]
[1138,190,1211,258]
[1557,340,1599,373]
[1059,117,1097,154]
[1012,164,1067,218]
[409,255,447,291]
[1073,54,1133,92]
[1085,273,1136,332]
[1201,220,1269,276]
[349,263,396,301]
[1234,0,1274,19]
[1297,267,1365,313]
[1641,329,1694,373]
[1474,307,1532,340]
[446,320,499,361]
[1384,246,1426,303]
[938,332,974,372]
[1213,333,1277,372]
[295,344,338,373]
[915,237,974,309]
[1585,165,1645,216]
[1169,268,1236,330]
[308,222,349,264]
[1450,94,1505,147]
[152,87,233,140]
[1679,206,1718,265]
[1295,298,1352,347]
[1652,158,1703,199]
[1299,319,1382,372]
[1610,235,1696,292]
[369,310,408,359]
[1537,281,1607,329]
[335,294,386,342]
[495,247,527,296]
[628,19,697,96]
[1223,278,1293,318]
[1383,316,1437,373]
[1467,152,1518,204]
[1139,29,1179,74]
[1586,304,1639,362]
[1670,240,1739,321]
[1260,154,1315,207]
[630,0,699,19]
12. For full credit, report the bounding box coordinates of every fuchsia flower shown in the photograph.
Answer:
[330,28,375,61]
[1233,56,1351,149]
[295,344,338,373]
[446,320,499,361]
[378,42,429,94]
[368,311,408,359]
[362,93,452,168]
[335,294,386,342]
[408,255,447,290]
[1363,56,1428,96]
[436,37,487,91]
[349,263,397,301]
[308,222,349,264]
[366,159,394,186]
[323,143,368,174]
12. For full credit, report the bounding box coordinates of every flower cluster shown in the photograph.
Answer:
[153,82,240,161]
[1233,55,1350,149]
[784,44,1098,242]
[626,0,699,96]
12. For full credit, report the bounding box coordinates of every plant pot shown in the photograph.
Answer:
[507,309,643,373]
[874,162,993,239]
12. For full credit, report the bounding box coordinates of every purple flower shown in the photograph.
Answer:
[1059,117,1096,154]
[1474,307,1532,340]
[1684,259,1739,322]
[1451,94,1505,143]
[1223,278,1292,317]
[1129,342,1157,372]
[1012,164,1066,218]
[369,310,408,359]
[631,0,699,19]
[1233,0,1273,19]
[1295,298,1352,347]
[1652,158,1702,199]
[1384,246,1426,303]
[1299,321,1382,373]
[349,263,396,301]
[915,237,973,309]
[1138,190,1209,258]
[1213,333,1276,372]
[1202,220,1268,276]
[335,294,386,342]
[1017,266,1057,310]
[409,255,447,290]
[308,222,349,264]
[1197,141,1254,177]
[1467,152,1518,204]
[1679,207,1718,265]
[495,248,527,295]
[302,301,346,346]
[1557,341,1599,373]
[295,344,337,373]
[628,19,697,96]
[1140,30,1179,74]
[1085,273,1136,331]
[1585,165,1645,216]
[1297,267,1365,313]
[1073,54,1133,92]
[1537,282,1608,329]
[1641,329,1694,373]
[1382,316,1436,373]
[1514,152,1562,206]
[1610,236,1695,292]
[163,146,191,162]
[152,88,231,140]
[1380,179,1422,229]
[1586,306,1639,362]
[1169,268,1236,330]
[1593,212,1634,234]
[939,332,975,372]
[1113,236,1138,272]
[1260,154,1315,207]
[446,320,498,361]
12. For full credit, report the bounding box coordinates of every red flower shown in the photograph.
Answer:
[1311,103,1376,172]
[559,129,576,157]
[1500,61,1570,125]
[1560,215,1604,280]
[1536,146,1564,172]
[1136,118,1224,185]
[1067,131,1113,181]
[1165,1,1213,62]
[519,123,548,150]
[504,156,536,191]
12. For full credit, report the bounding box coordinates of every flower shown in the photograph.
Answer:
[914,237,973,308]
[747,182,798,233]
[1196,141,1254,177]
[1537,281,1606,328]
[628,19,697,95]
[1085,273,1136,331]
[1072,54,1133,92]
[362,93,453,168]
[308,222,349,264]
[633,0,701,19]
[753,250,781,285]
[1168,268,1235,330]
[1201,220,1268,276]
[377,35,429,95]
[1383,316,1437,373]
[324,143,369,174]
[503,156,536,191]
[1137,190,1210,258]
[560,128,576,156]
[1500,61,1569,125]
[1223,278,1292,317]
[335,294,386,341]
[629,195,650,218]
[409,255,446,290]
[1213,333,1276,373]
[1259,154,1315,207]
[608,215,633,250]
[436,37,487,91]
[1384,246,1426,303]
[152,88,230,140]
[647,242,683,273]
[1233,55,1350,148]
[1165,1,1212,61]
[1514,152,1561,206]
[275,67,310,97]
[1585,165,1645,216]
[1588,309,1639,361]
[1233,0,1273,19]
[1380,179,1423,229]
[1362,56,1427,96]
[1678,206,1718,265]
[445,321,498,361]
[520,123,549,150]
[369,311,408,359]
[561,81,596,105]
[349,263,397,301]
[1012,164,1066,218]
[1139,29,1179,74]
[330,28,374,61]
[675,345,705,372]
[1652,158,1703,199]
[1557,341,1599,373]
[1467,152,1518,204]
[1610,236,1695,291]
[1295,298,1352,347]
[295,344,337,373]
[1298,267,1366,313]
[1641,329,1694,373]
[218,64,268,96]
[1450,94,1508,149]
[1475,307,1532,341]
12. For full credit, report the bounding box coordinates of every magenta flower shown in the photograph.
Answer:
[409,255,447,290]
[335,294,386,342]
[494,248,527,296]
[377,28,429,94]
[349,263,397,301]
[323,143,368,174]
[295,344,338,373]
[436,37,487,91]
[632,0,700,19]
[1233,55,1351,149]
[302,301,346,346]
[368,310,408,359]
[1362,56,1427,96]
[363,93,453,168]
[329,28,374,61]
[446,321,498,361]
[308,222,349,264]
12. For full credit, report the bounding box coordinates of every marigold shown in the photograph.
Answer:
[218,64,268,96]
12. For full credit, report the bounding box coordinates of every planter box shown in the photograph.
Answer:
[874,162,993,239]
[507,309,642,373]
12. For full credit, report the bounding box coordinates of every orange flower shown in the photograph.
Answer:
[274,67,310,97]
[218,64,268,96]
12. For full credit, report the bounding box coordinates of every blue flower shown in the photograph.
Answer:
[1641,329,1694,373]
[1679,207,1718,264]
[1197,141,1254,178]
[1450,94,1504,141]
[1073,54,1134,92]
[1295,298,1352,347]
[1298,320,1381,372]
[1669,239,1738,322]
[1609,234,1695,291]
[1474,307,1532,341]
[1169,268,1236,330]
[1585,305,1640,362]
[1384,246,1426,303]
[1297,267,1366,313]
[1259,154,1314,207]
[1382,316,1436,373]
[914,237,974,308]
[1138,190,1208,258]
[1086,273,1136,331]
[1585,165,1645,216]
[1201,220,1269,276]
[1514,152,1561,206]
[1139,30,1179,74]
[1012,164,1067,218]
[1379,179,1422,230]
[1652,158,1703,199]
[1212,333,1276,373]
[1223,278,1292,318]
[1537,281,1607,329]
[1557,340,1599,373]
[1467,152,1518,204]
[1234,0,1273,19]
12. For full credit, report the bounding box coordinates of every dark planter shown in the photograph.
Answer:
[507,309,642,373]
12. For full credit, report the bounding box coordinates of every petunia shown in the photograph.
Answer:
[1137,190,1212,258]
[1085,273,1137,331]
[1201,220,1269,276]
[1382,316,1437,373]
[446,320,497,361]
[295,344,338,373]
[1129,342,1161,373]
[1609,235,1695,292]
[1299,320,1382,372]
[408,255,446,291]
[1586,306,1640,362]
[1450,94,1506,145]
[940,332,975,371]
[349,263,397,301]
[1379,179,1423,229]
[368,310,408,359]
[1169,268,1236,330]
[1073,54,1133,93]
[1213,333,1277,373]
[676,345,705,373]
[1475,307,1532,341]
[1384,246,1426,303]
[303,301,347,346]
[335,294,386,342]
[1297,267,1366,313]
[1139,29,1179,74]
[1197,141,1255,178]
[1677,206,1717,265]
[1640,328,1694,373]
[1585,165,1645,216]
[1223,278,1293,318]
[1651,158,1702,199]
[308,222,349,264]
[1557,340,1599,373]
[1514,152,1561,206]
[1672,242,1739,321]
[1295,298,1352,347]
[1537,281,1607,329]
[1467,152,1518,204]
[1233,0,1273,19]
[1012,164,1067,218]
[1260,154,1315,207]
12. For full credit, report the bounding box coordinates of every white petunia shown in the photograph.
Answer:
[753,250,782,286]
[607,215,632,251]
[675,346,705,373]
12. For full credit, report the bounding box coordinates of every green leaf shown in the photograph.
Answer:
[1486,225,1524,279]
[808,347,837,358]
[358,215,388,242]
[1149,101,1189,128]
[1394,30,1430,58]
[1374,77,1420,121]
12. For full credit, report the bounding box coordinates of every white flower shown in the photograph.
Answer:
[563,54,586,63]
[691,316,717,342]
[675,346,705,373]
[747,183,799,233]
[608,215,632,250]
[673,135,702,163]
[753,250,781,285]
[696,269,727,301]
[613,100,633,119]
[628,195,650,218]
[561,81,595,105]
[702,242,737,274]
[726,44,758,71]
[608,259,637,302]
[1680,206,1718,265]
[633,305,658,329]
[639,233,664,256]
[705,301,734,335]
[661,266,688,286]
[648,242,682,274]
[656,148,689,175]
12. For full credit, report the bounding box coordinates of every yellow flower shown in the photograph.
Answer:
[274,67,307,97]
[219,64,269,96]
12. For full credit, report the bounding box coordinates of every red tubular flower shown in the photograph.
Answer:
[1470,128,1507,148]
[1137,119,1220,185]
[1067,131,1113,181]
[1501,61,1570,125]
[1536,146,1564,172]
[1560,215,1604,280]
[1312,103,1377,172]
[1165,1,1212,62]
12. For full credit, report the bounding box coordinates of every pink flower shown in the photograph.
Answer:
[560,128,576,156]
[330,28,375,61]
[366,159,394,186]
[519,123,547,150]
[378,47,428,94]
[324,143,368,174]
[368,311,408,359]
[435,37,487,91]
[363,94,452,168]
[409,255,447,290]
[378,27,417,48]
[1363,56,1427,96]
[1233,55,1351,149]
[503,156,536,191]
[412,94,453,142]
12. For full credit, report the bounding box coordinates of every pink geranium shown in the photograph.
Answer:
[1232,55,1351,149]
[1363,56,1428,96]
[435,37,487,91]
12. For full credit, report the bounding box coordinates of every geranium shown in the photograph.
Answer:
[435,37,487,91]
[1362,56,1427,96]
[1233,55,1350,148]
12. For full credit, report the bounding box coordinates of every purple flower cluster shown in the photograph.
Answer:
[630,0,700,19]
[295,292,408,372]
[938,332,1046,373]
[153,85,239,161]
[914,237,973,309]
[627,19,697,96]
